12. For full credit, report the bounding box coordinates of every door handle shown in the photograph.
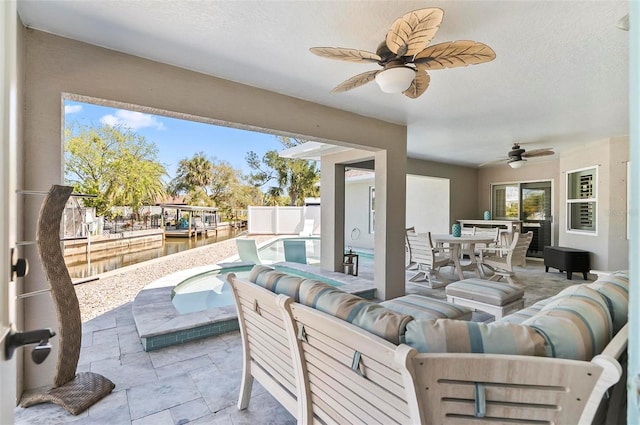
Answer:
[4,328,56,364]
[10,247,29,280]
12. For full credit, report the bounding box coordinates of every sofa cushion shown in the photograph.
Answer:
[445,278,525,306]
[404,319,546,356]
[523,286,612,361]
[498,298,551,324]
[588,272,629,333]
[248,265,304,300]
[298,279,412,345]
[380,294,473,321]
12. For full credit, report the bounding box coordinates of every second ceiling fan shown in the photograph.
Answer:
[310,7,496,99]
[484,143,555,168]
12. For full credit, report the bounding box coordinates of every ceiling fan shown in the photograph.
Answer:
[309,7,496,99]
[482,143,555,168]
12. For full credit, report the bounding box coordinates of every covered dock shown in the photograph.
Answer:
[159,204,220,238]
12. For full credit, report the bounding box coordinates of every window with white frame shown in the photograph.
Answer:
[566,166,597,233]
[369,186,375,234]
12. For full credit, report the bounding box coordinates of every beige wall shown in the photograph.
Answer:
[478,160,560,246]
[478,137,629,271]
[559,137,629,270]
[20,29,408,389]
[407,158,478,228]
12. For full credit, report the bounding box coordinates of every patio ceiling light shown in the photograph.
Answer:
[509,159,526,169]
[374,67,416,93]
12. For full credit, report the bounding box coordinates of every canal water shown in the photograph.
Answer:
[66,227,243,280]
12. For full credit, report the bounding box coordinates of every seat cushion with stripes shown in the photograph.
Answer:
[298,279,413,345]
[523,286,612,361]
[445,278,524,306]
[497,298,551,324]
[380,294,472,321]
[404,318,546,356]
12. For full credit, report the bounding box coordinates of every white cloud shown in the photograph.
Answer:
[99,109,166,131]
[64,104,83,114]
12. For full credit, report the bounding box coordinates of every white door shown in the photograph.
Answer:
[1,1,19,423]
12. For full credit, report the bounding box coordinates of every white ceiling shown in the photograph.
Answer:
[17,0,630,167]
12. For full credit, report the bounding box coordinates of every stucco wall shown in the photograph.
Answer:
[478,159,560,246]
[21,29,408,389]
[407,158,477,227]
[559,137,629,270]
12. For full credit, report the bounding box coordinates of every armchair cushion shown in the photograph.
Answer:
[404,319,546,356]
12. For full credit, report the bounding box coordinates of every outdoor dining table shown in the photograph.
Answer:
[431,234,497,280]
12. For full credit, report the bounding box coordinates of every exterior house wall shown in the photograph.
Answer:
[478,159,560,246]
[20,29,407,389]
[344,174,450,251]
[344,179,375,250]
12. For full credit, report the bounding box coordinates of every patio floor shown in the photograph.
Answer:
[14,260,583,424]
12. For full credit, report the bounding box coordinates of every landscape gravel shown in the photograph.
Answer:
[75,234,276,322]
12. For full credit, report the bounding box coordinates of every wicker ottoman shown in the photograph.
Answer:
[445,278,525,320]
[380,294,473,321]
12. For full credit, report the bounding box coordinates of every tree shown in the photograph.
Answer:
[246,136,320,206]
[171,152,213,196]
[168,153,259,218]
[64,123,167,217]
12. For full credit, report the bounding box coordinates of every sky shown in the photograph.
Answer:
[63,100,284,182]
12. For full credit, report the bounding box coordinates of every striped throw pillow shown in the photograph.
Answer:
[404,319,546,356]
[523,286,612,360]
[588,273,629,333]
[298,279,413,345]
[248,265,304,300]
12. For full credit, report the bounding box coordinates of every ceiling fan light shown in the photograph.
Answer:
[509,159,526,169]
[375,67,415,93]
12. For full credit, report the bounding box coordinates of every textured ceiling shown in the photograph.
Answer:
[17,0,630,167]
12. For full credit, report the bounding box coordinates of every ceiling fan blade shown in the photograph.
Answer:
[331,70,379,93]
[403,70,430,99]
[386,8,444,58]
[309,47,381,63]
[522,149,555,158]
[414,40,496,71]
[479,158,509,167]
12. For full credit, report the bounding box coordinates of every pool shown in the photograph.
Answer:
[134,236,375,351]
[171,263,343,314]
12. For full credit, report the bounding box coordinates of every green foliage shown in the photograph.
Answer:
[64,123,167,217]
[246,136,320,206]
[168,153,261,217]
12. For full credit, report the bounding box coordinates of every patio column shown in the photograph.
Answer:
[374,149,406,300]
[320,162,345,272]
[321,148,406,301]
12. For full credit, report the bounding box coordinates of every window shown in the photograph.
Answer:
[567,167,597,233]
[492,184,519,219]
[369,186,375,234]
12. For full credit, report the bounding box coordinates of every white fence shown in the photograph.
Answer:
[248,205,321,235]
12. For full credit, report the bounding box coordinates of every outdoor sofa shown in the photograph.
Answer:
[227,266,628,424]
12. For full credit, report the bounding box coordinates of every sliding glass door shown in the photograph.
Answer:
[492,181,552,258]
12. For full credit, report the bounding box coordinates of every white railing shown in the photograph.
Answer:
[248,205,320,235]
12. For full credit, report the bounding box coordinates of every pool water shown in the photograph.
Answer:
[171,261,343,314]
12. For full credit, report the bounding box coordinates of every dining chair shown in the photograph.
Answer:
[478,231,534,285]
[405,226,417,270]
[407,231,454,288]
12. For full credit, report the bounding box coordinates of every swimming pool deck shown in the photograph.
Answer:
[15,261,581,424]
[132,262,375,351]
